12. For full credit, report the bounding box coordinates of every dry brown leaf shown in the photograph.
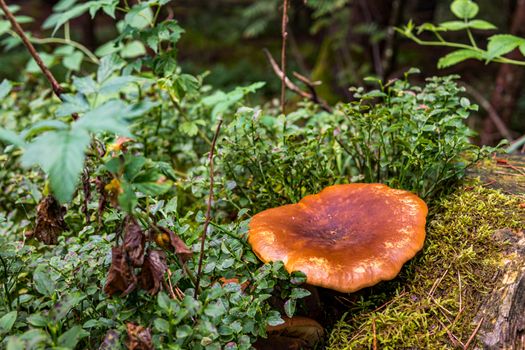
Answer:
[156,225,193,262]
[103,246,137,297]
[123,216,146,267]
[126,323,153,350]
[139,249,167,295]
[27,195,67,245]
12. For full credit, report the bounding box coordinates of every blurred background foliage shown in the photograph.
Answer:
[1,0,524,145]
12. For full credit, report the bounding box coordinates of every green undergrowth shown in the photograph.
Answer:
[327,183,524,349]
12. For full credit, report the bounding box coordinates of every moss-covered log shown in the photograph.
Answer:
[327,156,524,349]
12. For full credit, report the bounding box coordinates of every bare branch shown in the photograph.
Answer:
[194,119,223,298]
[280,0,289,115]
[264,49,332,112]
[0,0,63,99]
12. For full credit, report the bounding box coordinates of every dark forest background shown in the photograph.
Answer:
[2,0,524,146]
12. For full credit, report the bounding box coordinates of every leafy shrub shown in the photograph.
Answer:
[219,71,497,209]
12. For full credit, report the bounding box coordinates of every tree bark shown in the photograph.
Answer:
[483,0,525,145]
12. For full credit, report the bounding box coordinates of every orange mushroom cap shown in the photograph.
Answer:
[248,184,428,293]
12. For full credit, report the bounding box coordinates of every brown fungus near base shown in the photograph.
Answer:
[248,184,428,293]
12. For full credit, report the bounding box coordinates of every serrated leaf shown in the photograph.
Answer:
[72,76,97,95]
[56,93,90,116]
[486,34,525,61]
[450,0,479,19]
[21,120,68,139]
[467,19,496,30]
[21,128,90,203]
[74,100,132,136]
[437,49,483,68]
[99,76,140,94]
[43,2,91,35]
[124,4,153,29]
[97,54,124,83]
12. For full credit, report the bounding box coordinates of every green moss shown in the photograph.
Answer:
[327,183,524,349]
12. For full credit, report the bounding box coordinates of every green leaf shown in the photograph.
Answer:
[56,93,90,116]
[99,76,141,95]
[21,128,91,203]
[121,41,146,58]
[519,43,525,56]
[154,318,170,333]
[63,51,84,71]
[43,2,91,35]
[437,49,484,68]
[450,0,479,20]
[266,311,284,326]
[21,120,68,139]
[124,4,153,29]
[6,336,24,350]
[74,100,132,136]
[119,180,137,212]
[467,19,497,30]
[284,299,296,318]
[0,128,25,148]
[97,54,124,83]
[487,34,525,61]
[0,20,11,36]
[439,21,469,31]
[50,292,85,322]
[0,79,12,99]
[0,311,17,334]
[26,53,55,74]
[73,76,97,95]
[32,265,56,296]
[290,288,311,299]
[57,325,89,348]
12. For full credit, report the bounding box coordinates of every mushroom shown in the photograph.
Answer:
[248,183,427,293]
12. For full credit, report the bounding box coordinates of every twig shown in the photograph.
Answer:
[194,119,223,298]
[460,82,514,142]
[463,318,484,350]
[428,268,449,299]
[358,0,383,78]
[437,318,463,348]
[0,0,63,98]
[280,0,289,115]
[264,49,332,112]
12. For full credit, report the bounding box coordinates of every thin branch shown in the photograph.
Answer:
[280,0,289,115]
[0,0,63,98]
[460,82,514,142]
[194,119,223,298]
[463,317,484,350]
[264,49,332,112]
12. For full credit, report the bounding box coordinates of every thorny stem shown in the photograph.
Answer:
[194,119,223,298]
[0,0,64,98]
[280,0,289,115]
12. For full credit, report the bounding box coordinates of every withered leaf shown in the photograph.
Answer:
[126,323,153,350]
[104,246,137,297]
[139,249,167,295]
[29,195,67,245]
[123,216,146,267]
[156,225,193,262]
